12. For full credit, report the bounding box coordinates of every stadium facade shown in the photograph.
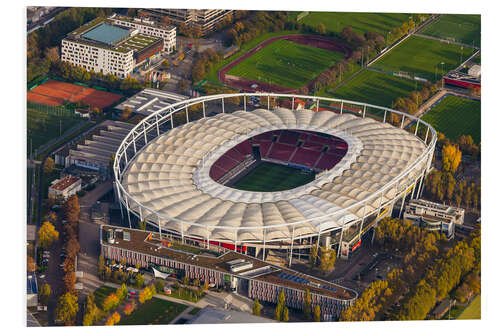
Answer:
[113,93,436,263]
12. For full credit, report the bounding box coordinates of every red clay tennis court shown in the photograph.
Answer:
[27,80,123,109]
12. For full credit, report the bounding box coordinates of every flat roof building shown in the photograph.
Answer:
[48,176,82,200]
[115,88,189,116]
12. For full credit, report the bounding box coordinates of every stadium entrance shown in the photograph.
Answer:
[209,129,348,192]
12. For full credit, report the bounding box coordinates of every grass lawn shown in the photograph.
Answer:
[372,36,476,81]
[162,286,205,303]
[292,12,412,36]
[119,297,188,325]
[421,94,481,143]
[27,105,86,152]
[227,39,345,89]
[420,14,481,47]
[94,286,117,309]
[329,69,423,111]
[232,162,316,192]
[458,295,481,320]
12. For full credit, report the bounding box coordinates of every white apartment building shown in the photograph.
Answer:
[108,14,176,53]
[61,39,134,78]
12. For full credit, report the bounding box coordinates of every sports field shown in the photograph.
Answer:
[27,103,86,151]
[294,12,412,35]
[420,14,481,47]
[232,162,316,192]
[372,36,476,81]
[421,94,481,143]
[226,39,345,89]
[330,69,423,110]
[458,295,481,320]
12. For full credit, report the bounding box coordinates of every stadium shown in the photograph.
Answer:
[113,93,437,264]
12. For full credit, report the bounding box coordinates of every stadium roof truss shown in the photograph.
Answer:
[113,93,436,247]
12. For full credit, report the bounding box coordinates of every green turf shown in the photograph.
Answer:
[372,36,476,81]
[227,39,345,89]
[232,162,316,192]
[119,297,188,325]
[329,69,423,110]
[27,105,85,152]
[458,295,481,320]
[293,12,413,36]
[420,14,481,47]
[94,286,116,309]
[421,95,481,143]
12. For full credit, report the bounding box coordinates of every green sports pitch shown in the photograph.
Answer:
[231,162,316,192]
[226,39,345,89]
[458,295,481,320]
[421,94,481,143]
[292,12,412,36]
[372,36,476,81]
[420,14,481,47]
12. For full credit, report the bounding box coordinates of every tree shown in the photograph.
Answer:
[316,23,326,35]
[92,107,101,116]
[183,274,190,286]
[121,106,132,121]
[283,306,289,322]
[274,290,286,321]
[39,283,51,306]
[313,305,321,322]
[309,245,318,268]
[138,219,147,231]
[102,293,120,312]
[27,255,36,272]
[442,144,461,173]
[105,316,115,326]
[155,279,165,293]
[135,274,145,289]
[123,300,136,315]
[83,293,99,326]
[64,194,80,224]
[55,292,79,325]
[38,221,59,249]
[112,312,121,324]
[63,271,76,293]
[44,157,55,174]
[117,283,128,302]
[253,298,261,316]
[303,289,312,320]
[319,246,336,274]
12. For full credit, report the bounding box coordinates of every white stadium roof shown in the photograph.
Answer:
[121,107,427,243]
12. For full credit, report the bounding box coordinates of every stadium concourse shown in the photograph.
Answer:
[115,101,435,263]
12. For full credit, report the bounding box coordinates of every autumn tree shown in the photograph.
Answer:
[155,279,165,293]
[309,245,318,268]
[27,255,36,272]
[39,283,51,306]
[283,306,289,322]
[138,219,147,230]
[313,305,321,322]
[123,300,136,315]
[303,289,312,320]
[319,246,336,275]
[253,298,261,316]
[102,293,120,312]
[116,283,128,303]
[38,221,59,249]
[121,106,132,121]
[44,157,55,174]
[64,194,80,224]
[112,312,120,324]
[63,271,76,293]
[55,292,79,325]
[442,144,462,173]
[83,293,99,326]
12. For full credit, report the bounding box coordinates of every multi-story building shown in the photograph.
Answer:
[403,199,465,239]
[61,16,166,78]
[100,225,357,320]
[48,176,82,200]
[140,8,233,36]
[108,14,176,53]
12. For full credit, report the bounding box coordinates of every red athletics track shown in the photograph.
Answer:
[218,34,351,93]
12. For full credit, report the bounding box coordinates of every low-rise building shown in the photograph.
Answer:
[48,176,82,200]
[403,199,465,239]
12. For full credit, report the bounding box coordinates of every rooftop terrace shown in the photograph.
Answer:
[81,23,130,46]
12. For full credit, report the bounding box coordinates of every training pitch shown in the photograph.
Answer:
[226,39,345,89]
[330,69,423,111]
[372,36,476,81]
[421,94,481,143]
[231,161,316,192]
[458,296,481,320]
[420,14,481,47]
[294,12,412,35]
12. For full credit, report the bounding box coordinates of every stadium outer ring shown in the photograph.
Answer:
[113,93,437,253]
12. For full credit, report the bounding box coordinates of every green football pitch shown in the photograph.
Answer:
[421,94,481,143]
[420,14,481,47]
[226,39,345,89]
[330,69,423,111]
[458,295,481,320]
[231,162,316,192]
[372,36,476,81]
[293,12,412,35]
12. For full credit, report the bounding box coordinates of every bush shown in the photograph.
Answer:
[123,301,136,315]
[155,280,165,293]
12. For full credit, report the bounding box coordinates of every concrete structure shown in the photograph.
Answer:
[188,306,275,324]
[27,274,38,308]
[68,121,134,174]
[403,199,465,239]
[140,9,234,36]
[48,176,82,200]
[108,14,176,53]
[61,16,166,78]
[113,94,436,262]
[101,225,357,320]
[468,64,481,79]
[115,88,188,116]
